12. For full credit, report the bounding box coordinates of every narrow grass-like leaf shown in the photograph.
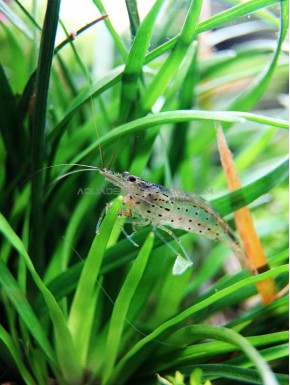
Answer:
[197,0,280,34]
[0,1,33,38]
[231,112,288,129]
[0,264,55,363]
[212,157,289,215]
[0,213,82,384]
[69,111,287,166]
[145,0,280,63]
[224,0,288,116]
[196,59,288,97]
[68,197,122,361]
[0,63,27,180]
[146,331,289,373]
[1,23,29,92]
[0,325,38,385]
[185,244,229,294]
[223,0,280,27]
[49,66,123,145]
[14,0,41,30]
[154,324,279,385]
[227,343,289,368]
[109,265,288,384]
[30,0,61,270]
[92,0,127,59]
[138,0,204,114]
[119,0,165,123]
[125,0,140,37]
[186,364,288,385]
[103,232,154,383]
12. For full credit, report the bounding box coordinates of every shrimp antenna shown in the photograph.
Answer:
[81,47,105,168]
[107,136,120,170]
[59,17,106,168]
[89,91,105,168]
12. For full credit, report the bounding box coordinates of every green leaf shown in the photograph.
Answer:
[0,325,38,385]
[0,1,33,38]
[157,324,279,385]
[92,0,127,59]
[0,63,27,180]
[138,0,204,115]
[0,213,83,384]
[119,0,165,123]
[0,261,55,365]
[145,0,280,63]
[30,0,61,270]
[125,0,140,37]
[109,265,289,384]
[148,331,288,373]
[68,197,122,364]
[103,232,154,383]
[224,0,288,123]
[68,110,288,167]
[49,66,123,146]
[212,157,289,215]
[188,364,288,385]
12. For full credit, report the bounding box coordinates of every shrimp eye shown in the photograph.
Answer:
[128,175,136,182]
[122,171,130,178]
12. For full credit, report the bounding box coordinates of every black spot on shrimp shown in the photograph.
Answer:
[227,231,236,242]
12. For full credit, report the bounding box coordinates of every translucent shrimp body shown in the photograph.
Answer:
[99,169,248,271]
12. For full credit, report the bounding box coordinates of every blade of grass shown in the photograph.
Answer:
[231,112,288,129]
[223,0,288,124]
[102,232,154,383]
[125,0,140,38]
[222,0,280,27]
[145,0,280,63]
[48,66,123,146]
[211,157,289,215]
[146,331,288,373]
[0,213,83,385]
[108,264,288,384]
[160,324,279,385]
[187,364,288,385]
[119,0,166,123]
[0,63,27,183]
[0,325,38,385]
[137,0,204,115]
[226,343,289,368]
[0,1,33,38]
[92,0,127,59]
[196,59,288,97]
[14,0,42,30]
[67,197,122,363]
[0,259,56,366]
[68,111,287,166]
[30,0,61,271]
[1,22,29,92]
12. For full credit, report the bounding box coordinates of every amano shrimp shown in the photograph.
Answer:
[95,168,250,274]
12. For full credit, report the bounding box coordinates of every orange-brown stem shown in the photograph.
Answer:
[216,123,276,304]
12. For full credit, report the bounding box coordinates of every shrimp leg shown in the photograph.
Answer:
[152,225,179,256]
[158,225,192,265]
